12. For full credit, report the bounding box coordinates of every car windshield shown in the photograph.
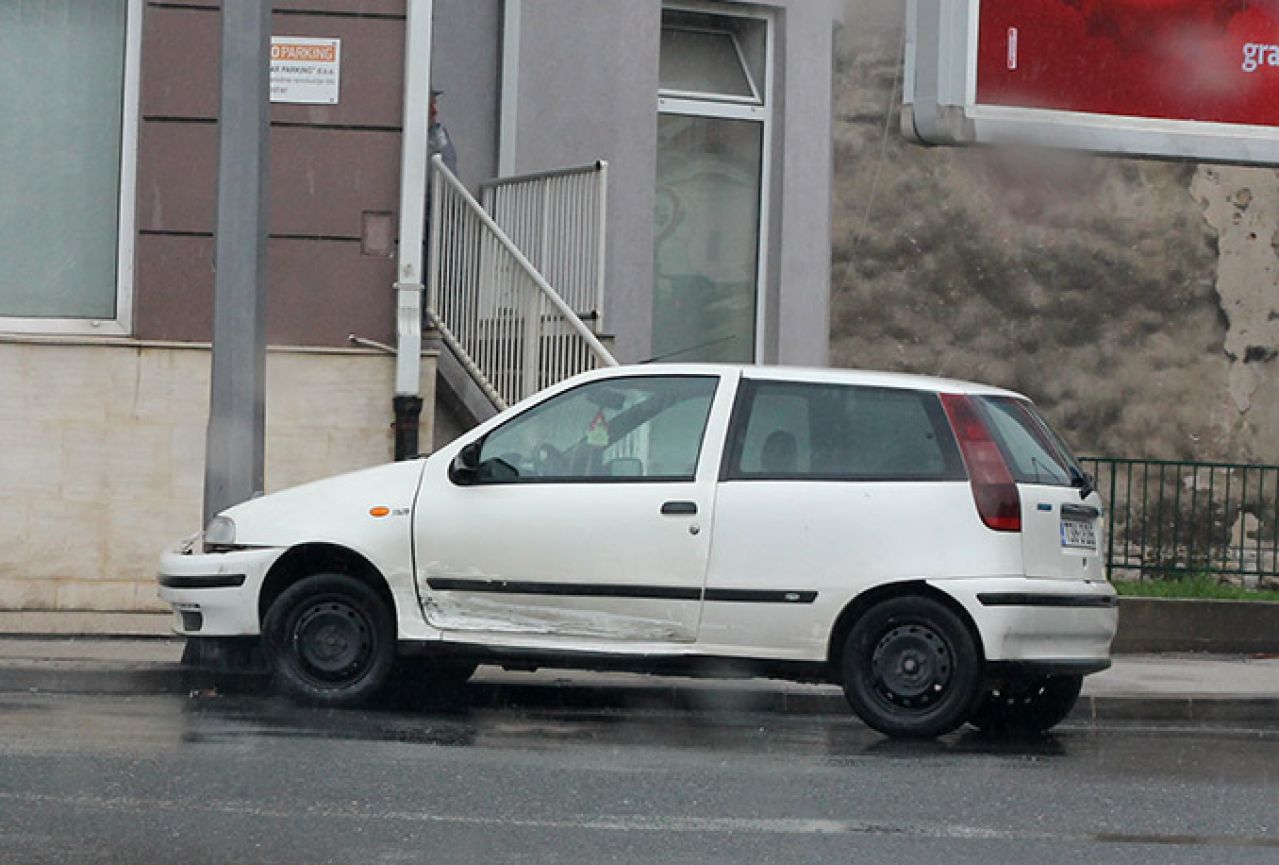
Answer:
[973,396,1084,488]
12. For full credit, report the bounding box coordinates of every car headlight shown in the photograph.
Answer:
[203,516,237,552]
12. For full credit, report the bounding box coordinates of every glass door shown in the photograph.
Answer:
[655,8,770,363]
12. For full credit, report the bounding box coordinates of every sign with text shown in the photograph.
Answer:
[270,37,341,105]
[905,0,1279,165]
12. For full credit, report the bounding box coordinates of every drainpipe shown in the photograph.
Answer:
[392,0,434,460]
[498,0,520,176]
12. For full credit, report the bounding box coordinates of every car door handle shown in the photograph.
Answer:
[661,500,698,516]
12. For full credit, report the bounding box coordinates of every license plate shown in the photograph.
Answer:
[1060,518,1096,550]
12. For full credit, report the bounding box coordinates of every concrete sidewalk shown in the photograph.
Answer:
[0,636,1277,725]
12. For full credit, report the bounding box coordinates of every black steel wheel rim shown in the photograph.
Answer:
[290,596,376,687]
[870,623,953,711]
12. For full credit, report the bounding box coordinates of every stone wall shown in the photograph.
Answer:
[0,340,434,613]
[832,0,1279,463]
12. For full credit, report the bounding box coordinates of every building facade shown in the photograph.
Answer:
[0,0,841,624]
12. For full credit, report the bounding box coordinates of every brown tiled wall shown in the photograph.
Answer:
[135,1,407,346]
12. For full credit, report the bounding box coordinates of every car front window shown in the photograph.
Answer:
[476,376,718,482]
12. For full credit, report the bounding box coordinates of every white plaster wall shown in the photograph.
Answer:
[0,341,435,613]
[513,0,840,365]
[513,0,661,363]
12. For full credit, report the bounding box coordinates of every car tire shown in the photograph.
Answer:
[262,573,397,708]
[968,674,1083,735]
[840,595,983,739]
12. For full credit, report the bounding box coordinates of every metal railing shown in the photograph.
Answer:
[1080,457,1279,583]
[427,155,617,410]
[480,161,608,327]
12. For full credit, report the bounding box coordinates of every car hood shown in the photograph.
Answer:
[219,459,428,548]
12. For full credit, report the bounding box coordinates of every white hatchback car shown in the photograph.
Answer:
[160,365,1117,738]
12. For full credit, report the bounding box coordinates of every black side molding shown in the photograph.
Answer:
[158,574,247,589]
[426,579,818,605]
[977,592,1118,609]
[986,659,1112,678]
[704,589,817,604]
[427,578,701,601]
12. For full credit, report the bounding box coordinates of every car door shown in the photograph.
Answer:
[413,371,732,643]
[701,377,981,658]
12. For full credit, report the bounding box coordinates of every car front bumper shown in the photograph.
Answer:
[157,539,286,637]
[930,577,1119,667]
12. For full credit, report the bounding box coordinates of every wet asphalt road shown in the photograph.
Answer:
[0,687,1276,865]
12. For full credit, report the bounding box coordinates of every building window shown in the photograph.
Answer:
[654,7,769,364]
[0,0,139,334]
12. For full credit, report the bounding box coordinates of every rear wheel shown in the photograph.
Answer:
[840,595,982,739]
[263,573,396,708]
[968,674,1082,735]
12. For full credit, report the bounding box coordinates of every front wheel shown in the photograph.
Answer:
[840,595,983,739]
[968,675,1083,735]
[263,573,397,708]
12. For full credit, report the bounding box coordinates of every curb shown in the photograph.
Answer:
[1113,597,1279,654]
[0,664,259,697]
[1,665,1276,726]
[0,611,173,638]
[1075,694,1279,725]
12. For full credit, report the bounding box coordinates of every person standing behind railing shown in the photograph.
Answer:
[429,88,458,178]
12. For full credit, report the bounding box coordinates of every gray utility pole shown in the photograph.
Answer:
[203,0,272,526]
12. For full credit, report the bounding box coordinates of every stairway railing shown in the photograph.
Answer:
[480,161,608,328]
[427,155,617,411]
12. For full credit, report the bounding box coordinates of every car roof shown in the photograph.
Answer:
[598,364,1029,400]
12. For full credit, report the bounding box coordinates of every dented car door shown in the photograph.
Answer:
[413,372,733,643]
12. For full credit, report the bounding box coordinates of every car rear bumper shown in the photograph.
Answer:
[157,540,286,637]
[929,577,1118,667]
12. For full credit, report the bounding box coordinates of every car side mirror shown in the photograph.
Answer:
[451,440,483,484]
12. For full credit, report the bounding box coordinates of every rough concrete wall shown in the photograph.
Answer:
[1191,166,1279,457]
[0,342,434,613]
[832,0,1278,462]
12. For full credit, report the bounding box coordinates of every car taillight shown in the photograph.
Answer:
[939,393,1021,533]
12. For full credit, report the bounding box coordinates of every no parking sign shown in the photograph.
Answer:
[270,36,342,105]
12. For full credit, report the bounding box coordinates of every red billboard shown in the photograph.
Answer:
[906,0,1279,164]
[976,0,1279,128]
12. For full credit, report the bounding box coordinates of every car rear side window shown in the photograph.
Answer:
[973,396,1082,487]
[724,380,965,481]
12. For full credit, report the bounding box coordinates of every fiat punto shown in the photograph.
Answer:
[159,365,1117,738]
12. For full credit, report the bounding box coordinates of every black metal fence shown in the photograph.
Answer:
[1078,458,1279,582]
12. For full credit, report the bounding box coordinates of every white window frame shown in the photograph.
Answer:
[657,2,773,363]
[659,24,763,106]
[1,0,141,337]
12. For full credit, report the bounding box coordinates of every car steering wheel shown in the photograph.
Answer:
[533,442,567,476]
